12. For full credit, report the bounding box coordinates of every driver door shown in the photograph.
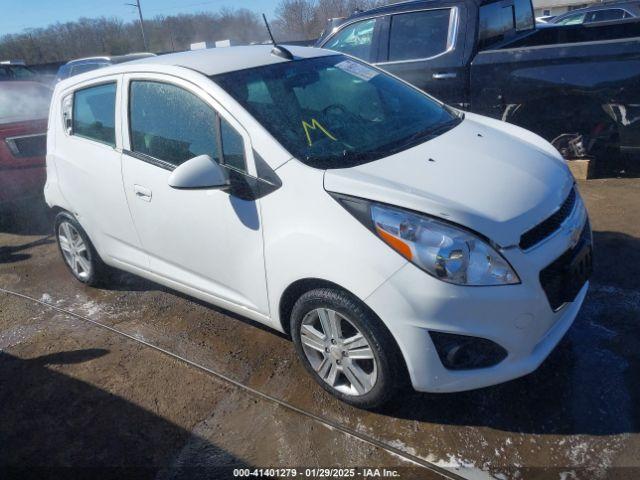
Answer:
[120,73,269,317]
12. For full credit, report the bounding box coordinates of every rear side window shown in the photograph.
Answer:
[587,9,630,22]
[388,9,452,61]
[129,81,220,167]
[73,83,117,146]
[324,18,378,62]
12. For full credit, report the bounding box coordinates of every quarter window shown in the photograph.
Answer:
[221,118,246,172]
[388,9,452,61]
[324,18,378,62]
[73,83,117,146]
[129,81,220,167]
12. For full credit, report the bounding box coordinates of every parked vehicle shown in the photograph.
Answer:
[550,0,639,25]
[55,53,156,82]
[46,46,592,407]
[0,61,39,81]
[0,81,51,206]
[317,0,640,159]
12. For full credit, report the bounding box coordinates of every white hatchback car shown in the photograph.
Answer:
[45,45,592,408]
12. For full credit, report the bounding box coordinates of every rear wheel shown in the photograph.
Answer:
[54,212,110,287]
[291,288,406,409]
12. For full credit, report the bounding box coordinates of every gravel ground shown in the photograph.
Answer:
[0,177,638,479]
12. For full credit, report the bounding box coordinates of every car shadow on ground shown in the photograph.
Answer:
[0,236,53,264]
[0,349,248,479]
[102,271,290,339]
[382,230,640,436]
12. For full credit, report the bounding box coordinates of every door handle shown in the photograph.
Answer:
[432,72,457,80]
[133,184,152,202]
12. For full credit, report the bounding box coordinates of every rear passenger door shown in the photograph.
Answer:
[120,74,269,316]
[376,8,467,105]
[54,76,147,269]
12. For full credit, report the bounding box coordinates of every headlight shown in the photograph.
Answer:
[334,195,519,286]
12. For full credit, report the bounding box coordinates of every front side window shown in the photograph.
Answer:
[213,56,459,169]
[129,81,220,167]
[73,82,116,146]
[388,9,452,61]
[323,18,378,62]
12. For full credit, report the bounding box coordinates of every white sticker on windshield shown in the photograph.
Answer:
[335,60,379,82]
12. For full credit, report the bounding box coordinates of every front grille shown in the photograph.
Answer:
[520,188,576,250]
[539,221,592,311]
[5,133,46,158]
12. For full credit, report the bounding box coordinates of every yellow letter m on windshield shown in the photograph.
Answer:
[302,118,337,147]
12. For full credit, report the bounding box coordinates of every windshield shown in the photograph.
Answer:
[212,55,460,168]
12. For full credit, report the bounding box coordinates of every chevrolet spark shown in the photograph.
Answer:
[45,45,592,408]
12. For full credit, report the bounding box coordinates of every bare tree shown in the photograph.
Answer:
[0,1,399,64]
[0,9,264,64]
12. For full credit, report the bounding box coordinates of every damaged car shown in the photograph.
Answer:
[45,46,592,407]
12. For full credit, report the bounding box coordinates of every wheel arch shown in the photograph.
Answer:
[278,277,411,384]
[278,277,347,337]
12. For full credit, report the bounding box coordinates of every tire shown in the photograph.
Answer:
[290,288,407,409]
[54,212,110,287]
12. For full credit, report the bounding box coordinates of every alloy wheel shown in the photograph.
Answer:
[58,221,92,280]
[300,308,377,396]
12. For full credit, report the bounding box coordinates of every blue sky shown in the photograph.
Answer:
[0,0,281,35]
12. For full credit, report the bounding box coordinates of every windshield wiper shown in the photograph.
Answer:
[404,118,462,145]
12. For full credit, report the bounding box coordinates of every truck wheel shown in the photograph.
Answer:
[54,212,110,287]
[290,288,407,409]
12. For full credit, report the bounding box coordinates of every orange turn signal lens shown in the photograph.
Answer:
[376,226,413,261]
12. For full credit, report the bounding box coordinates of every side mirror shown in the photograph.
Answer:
[168,154,229,190]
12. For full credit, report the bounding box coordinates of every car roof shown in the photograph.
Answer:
[128,45,336,76]
[553,0,639,17]
[344,0,486,21]
[64,53,156,66]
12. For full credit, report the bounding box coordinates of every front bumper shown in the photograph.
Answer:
[364,199,591,393]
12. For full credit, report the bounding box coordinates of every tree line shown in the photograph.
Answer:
[0,0,400,65]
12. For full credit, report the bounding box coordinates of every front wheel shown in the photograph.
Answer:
[291,288,406,409]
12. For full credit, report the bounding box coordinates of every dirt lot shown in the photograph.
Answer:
[0,178,639,479]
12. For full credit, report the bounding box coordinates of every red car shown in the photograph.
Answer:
[0,81,51,206]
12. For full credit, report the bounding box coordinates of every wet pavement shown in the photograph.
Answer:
[0,178,639,479]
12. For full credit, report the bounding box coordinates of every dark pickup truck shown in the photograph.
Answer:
[317,0,640,159]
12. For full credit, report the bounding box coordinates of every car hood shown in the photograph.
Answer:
[323,113,574,247]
